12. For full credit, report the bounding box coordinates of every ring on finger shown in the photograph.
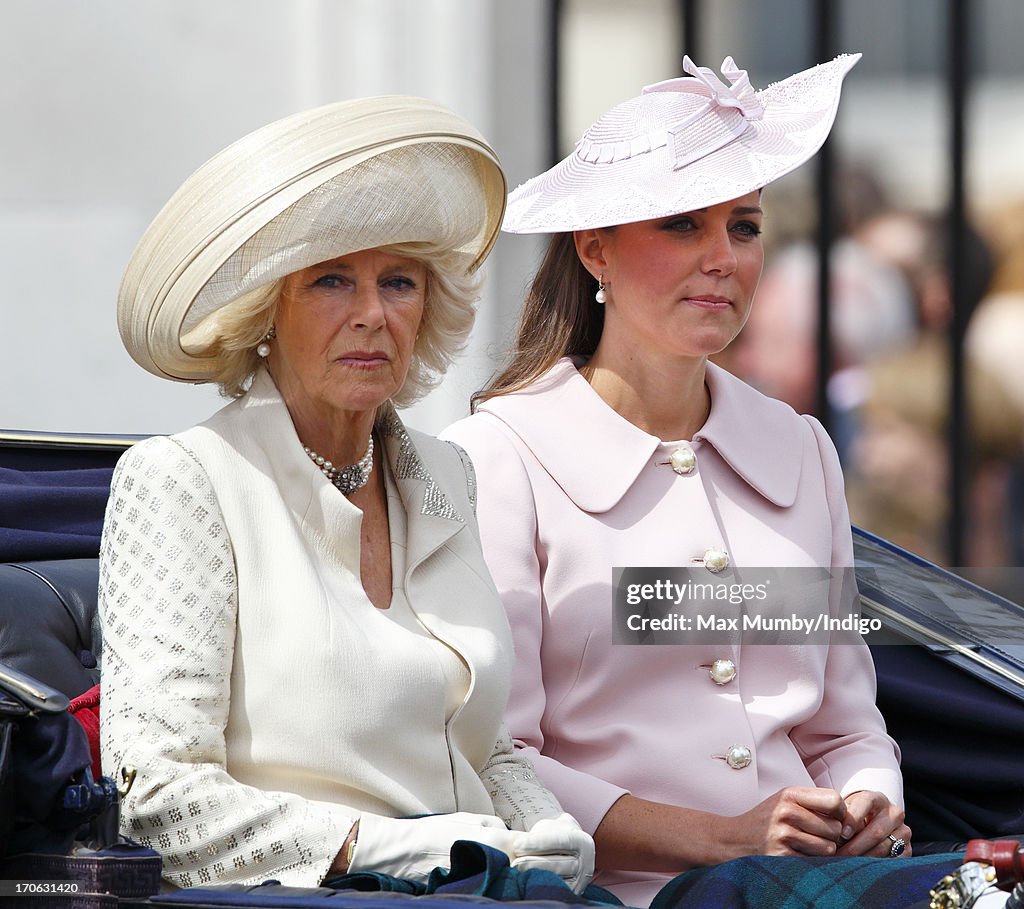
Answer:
[888,833,906,857]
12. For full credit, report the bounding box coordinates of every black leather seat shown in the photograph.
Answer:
[0,560,101,700]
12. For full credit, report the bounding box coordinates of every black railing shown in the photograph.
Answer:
[947,0,969,566]
[814,0,838,435]
[680,0,702,67]
[547,0,563,173]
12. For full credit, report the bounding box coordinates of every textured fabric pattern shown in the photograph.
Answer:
[99,374,565,890]
[446,443,478,516]
[647,852,963,909]
[480,728,562,831]
[100,439,347,888]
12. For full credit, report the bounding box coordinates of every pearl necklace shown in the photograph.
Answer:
[303,436,374,496]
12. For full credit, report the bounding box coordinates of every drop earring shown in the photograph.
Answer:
[256,325,276,358]
[595,275,607,304]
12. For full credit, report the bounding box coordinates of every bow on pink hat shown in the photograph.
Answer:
[645,55,764,120]
[504,52,861,233]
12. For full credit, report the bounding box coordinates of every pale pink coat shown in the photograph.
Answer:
[443,358,902,907]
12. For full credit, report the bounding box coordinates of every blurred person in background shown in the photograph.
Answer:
[723,162,917,459]
[967,199,1024,565]
[843,210,1022,566]
[726,235,915,446]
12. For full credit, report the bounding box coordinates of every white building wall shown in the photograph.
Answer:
[0,0,550,435]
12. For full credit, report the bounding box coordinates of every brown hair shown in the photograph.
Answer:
[472,232,605,408]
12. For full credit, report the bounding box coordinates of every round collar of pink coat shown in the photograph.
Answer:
[476,358,803,513]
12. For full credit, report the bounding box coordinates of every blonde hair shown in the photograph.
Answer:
[206,243,480,405]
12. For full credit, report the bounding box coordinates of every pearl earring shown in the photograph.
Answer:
[256,325,276,358]
[595,275,607,304]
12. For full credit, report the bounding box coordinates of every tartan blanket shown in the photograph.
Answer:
[649,852,965,909]
[149,844,967,909]
[151,841,623,906]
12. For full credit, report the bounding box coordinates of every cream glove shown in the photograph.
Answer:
[510,812,595,894]
[348,812,522,883]
[348,811,594,893]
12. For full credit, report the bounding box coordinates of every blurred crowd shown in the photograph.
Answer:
[717,165,1024,570]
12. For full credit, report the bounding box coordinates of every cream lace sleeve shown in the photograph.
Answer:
[480,725,566,831]
[99,437,349,889]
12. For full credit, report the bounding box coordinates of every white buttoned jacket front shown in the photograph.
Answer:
[443,358,903,908]
[99,369,563,890]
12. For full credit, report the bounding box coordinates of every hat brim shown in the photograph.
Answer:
[503,54,860,234]
[118,97,506,382]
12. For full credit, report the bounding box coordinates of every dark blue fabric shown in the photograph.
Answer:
[0,466,114,561]
[153,884,597,907]
[11,710,92,824]
[152,842,622,907]
[154,886,434,905]
[648,852,964,909]
[873,643,1024,844]
[3,707,120,856]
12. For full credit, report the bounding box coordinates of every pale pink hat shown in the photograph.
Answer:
[504,53,861,233]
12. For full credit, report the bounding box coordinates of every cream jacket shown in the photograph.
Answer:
[443,358,903,907]
[99,369,561,889]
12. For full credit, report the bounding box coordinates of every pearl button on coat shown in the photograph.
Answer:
[709,658,737,685]
[669,446,697,475]
[724,744,753,769]
[443,358,903,908]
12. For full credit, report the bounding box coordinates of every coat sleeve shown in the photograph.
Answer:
[99,437,351,889]
[478,725,569,830]
[788,416,904,806]
[442,416,629,835]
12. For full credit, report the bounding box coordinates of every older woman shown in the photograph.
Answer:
[443,56,908,907]
[100,97,592,892]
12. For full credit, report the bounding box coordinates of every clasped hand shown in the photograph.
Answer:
[722,787,911,860]
[349,811,594,893]
[836,789,912,858]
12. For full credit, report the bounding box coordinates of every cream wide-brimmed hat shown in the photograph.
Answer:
[504,53,860,234]
[118,96,506,382]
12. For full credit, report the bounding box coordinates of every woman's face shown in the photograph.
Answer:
[269,248,427,420]
[579,192,765,362]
